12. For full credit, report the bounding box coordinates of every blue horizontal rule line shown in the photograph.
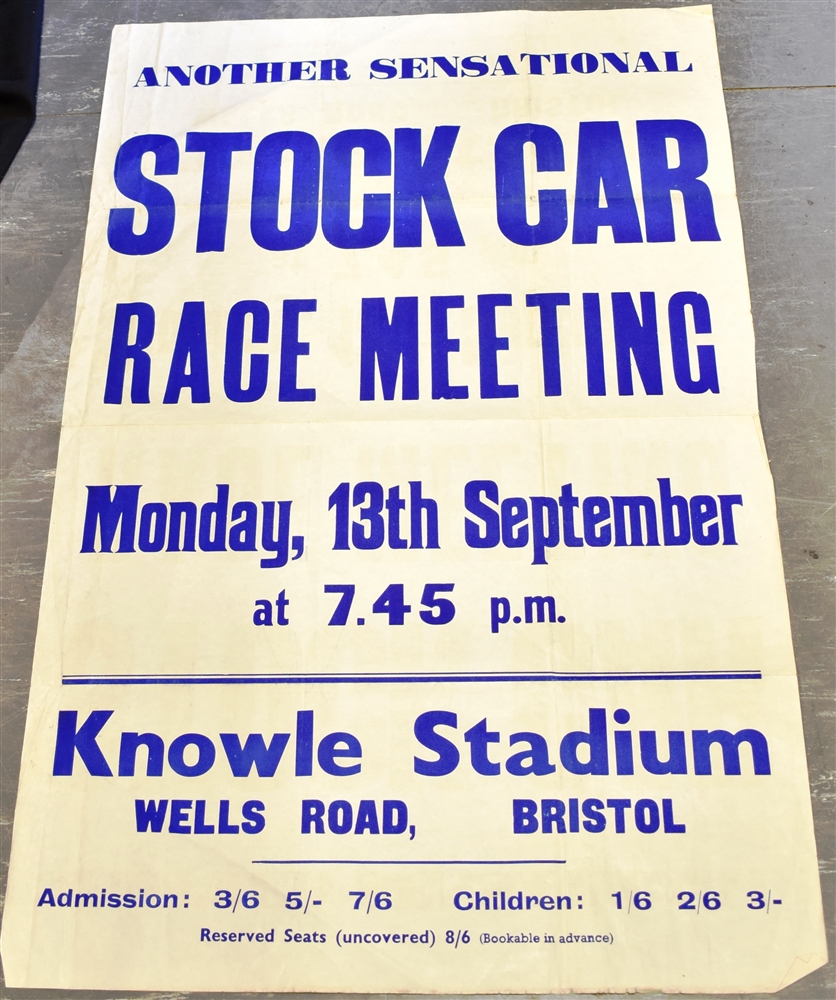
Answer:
[251,859,566,866]
[62,670,762,686]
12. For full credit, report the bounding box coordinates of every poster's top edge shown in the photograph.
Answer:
[109,4,715,35]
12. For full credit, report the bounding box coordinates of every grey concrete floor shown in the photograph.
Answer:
[0,0,833,997]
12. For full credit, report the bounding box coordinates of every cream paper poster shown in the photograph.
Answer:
[0,6,827,993]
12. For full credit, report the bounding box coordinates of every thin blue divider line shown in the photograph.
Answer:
[251,859,566,865]
[62,670,761,686]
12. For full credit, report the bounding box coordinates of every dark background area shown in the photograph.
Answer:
[0,0,44,181]
[0,1,834,998]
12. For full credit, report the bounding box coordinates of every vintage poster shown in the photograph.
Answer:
[0,5,827,993]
